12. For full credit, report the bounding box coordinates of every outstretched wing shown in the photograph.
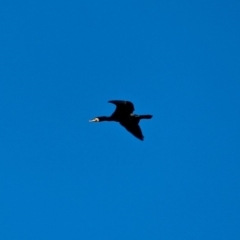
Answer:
[120,122,144,141]
[108,100,135,117]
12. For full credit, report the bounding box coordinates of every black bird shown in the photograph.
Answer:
[89,100,152,140]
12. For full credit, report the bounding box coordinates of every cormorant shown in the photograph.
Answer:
[89,100,152,140]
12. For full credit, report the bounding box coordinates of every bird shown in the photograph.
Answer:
[89,100,152,140]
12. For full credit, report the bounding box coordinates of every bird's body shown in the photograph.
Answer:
[89,100,152,140]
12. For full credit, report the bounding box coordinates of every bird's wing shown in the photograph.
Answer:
[108,100,135,116]
[120,122,144,140]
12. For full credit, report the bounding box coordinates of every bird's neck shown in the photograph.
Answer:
[98,116,112,121]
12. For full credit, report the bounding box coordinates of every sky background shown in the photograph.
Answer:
[1,0,240,239]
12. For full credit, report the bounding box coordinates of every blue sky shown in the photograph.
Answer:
[1,0,240,239]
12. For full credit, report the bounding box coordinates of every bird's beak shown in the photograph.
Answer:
[89,118,99,122]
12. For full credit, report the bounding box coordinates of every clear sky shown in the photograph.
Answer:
[1,1,240,239]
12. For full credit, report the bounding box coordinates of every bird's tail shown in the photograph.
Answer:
[139,115,153,119]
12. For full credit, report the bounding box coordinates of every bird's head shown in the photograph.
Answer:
[89,117,100,122]
[89,116,109,122]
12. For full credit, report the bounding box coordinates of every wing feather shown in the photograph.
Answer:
[120,122,144,140]
[108,100,134,116]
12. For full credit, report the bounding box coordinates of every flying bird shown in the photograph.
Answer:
[89,100,152,140]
